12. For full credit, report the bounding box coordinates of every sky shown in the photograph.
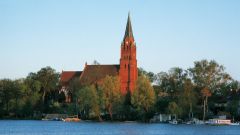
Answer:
[0,0,240,80]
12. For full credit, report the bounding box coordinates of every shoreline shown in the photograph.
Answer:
[0,119,237,126]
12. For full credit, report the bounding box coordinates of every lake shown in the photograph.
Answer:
[0,120,239,135]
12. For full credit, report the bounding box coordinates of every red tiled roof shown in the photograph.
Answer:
[60,71,82,84]
[79,65,120,85]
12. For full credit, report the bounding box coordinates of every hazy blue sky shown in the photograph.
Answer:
[0,0,240,80]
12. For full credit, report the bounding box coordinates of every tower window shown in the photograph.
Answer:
[125,64,127,69]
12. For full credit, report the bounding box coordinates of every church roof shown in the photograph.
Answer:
[60,65,120,86]
[123,13,134,40]
[79,64,120,85]
[60,71,82,84]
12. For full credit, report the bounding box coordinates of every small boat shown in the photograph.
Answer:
[41,118,64,121]
[52,118,63,121]
[42,118,50,121]
[42,114,67,121]
[169,120,178,125]
[63,115,81,122]
[191,118,205,125]
[186,121,193,125]
[230,123,240,126]
[207,119,231,126]
[195,120,205,125]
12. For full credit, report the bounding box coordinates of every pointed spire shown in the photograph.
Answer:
[123,12,134,40]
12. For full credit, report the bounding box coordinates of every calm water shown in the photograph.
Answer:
[0,120,240,135]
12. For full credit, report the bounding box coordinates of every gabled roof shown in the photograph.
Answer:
[79,65,120,85]
[60,71,82,84]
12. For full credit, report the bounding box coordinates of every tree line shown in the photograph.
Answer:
[0,59,239,122]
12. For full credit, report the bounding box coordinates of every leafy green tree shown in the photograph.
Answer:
[20,91,41,118]
[68,78,81,102]
[0,79,15,113]
[156,67,187,101]
[189,60,231,93]
[226,81,240,120]
[35,66,59,104]
[23,73,41,95]
[154,84,170,114]
[67,78,83,115]
[11,79,24,117]
[227,99,239,120]
[0,79,25,117]
[99,75,122,120]
[138,67,156,83]
[121,90,137,121]
[58,91,66,103]
[77,85,101,120]
[189,60,231,119]
[18,74,41,118]
[131,75,156,120]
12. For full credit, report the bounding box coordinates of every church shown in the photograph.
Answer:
[60,14,138,102]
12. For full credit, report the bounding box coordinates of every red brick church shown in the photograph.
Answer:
[60,14,138,102]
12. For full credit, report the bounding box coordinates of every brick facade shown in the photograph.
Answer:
[60,13,138,98]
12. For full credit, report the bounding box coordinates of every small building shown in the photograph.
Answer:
[150,114,172,123]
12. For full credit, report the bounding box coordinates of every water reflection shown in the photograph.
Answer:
[0,120,239,135]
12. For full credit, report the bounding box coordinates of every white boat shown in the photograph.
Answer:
[192,118,204,125]
[207,119,231,125]
[169,120,178,125]
[230,123,240,126]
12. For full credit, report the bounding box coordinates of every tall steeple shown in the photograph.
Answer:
[119,13,138,95]
[123,13,134,40]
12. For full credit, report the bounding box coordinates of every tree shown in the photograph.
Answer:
[20,91,41,118]
[0,79,25,117]
[23,74,41,96]
[201,87,212,121]
[226,81,240,120]
[0,79,14,113]
[156,67,187,101]
[18,74,41,118]
[77,85,101,120]
[68,78,82,103]
[65,78,83,116]
[189,60,231,119]
[11,79,24,117]
[138,67,156,83]
[167,102,182,119]
[131,75,156,120]
[99,75,122,120]
[189,60,231,93]
[35,67,59,104]
[180,79,197,119]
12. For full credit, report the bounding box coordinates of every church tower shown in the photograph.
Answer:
[119,13,138,94]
